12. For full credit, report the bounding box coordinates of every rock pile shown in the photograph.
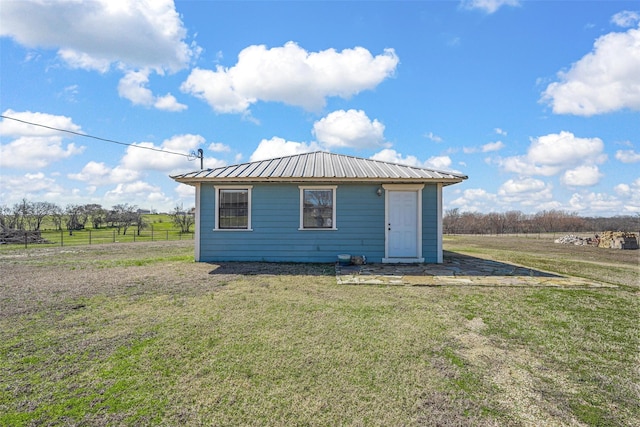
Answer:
[554,231,639,249]
[554,235,595,246]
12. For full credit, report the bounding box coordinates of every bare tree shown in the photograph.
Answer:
[11,199,31,230]
[84,204,106,229]
[50,204,64,231]
[65,204,86,234]
[31,201,57,231]
[0,205,12,230]
[135,210,147,236]
[443,208,461,233]
[110,204,138,235]
[171,204,194,233]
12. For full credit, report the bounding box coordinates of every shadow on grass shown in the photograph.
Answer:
[207,262,335,276]
[337,251,563,279]
[206,252,562,279]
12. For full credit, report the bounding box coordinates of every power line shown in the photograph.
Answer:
[0,114,193,158]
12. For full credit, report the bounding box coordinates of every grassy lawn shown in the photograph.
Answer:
[4,214,193,248]
[1,239,638,425]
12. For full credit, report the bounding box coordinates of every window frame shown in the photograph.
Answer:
[298,185,337,231]
[214,185,253,231]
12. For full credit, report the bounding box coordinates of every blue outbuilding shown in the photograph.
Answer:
[171,151,467,263]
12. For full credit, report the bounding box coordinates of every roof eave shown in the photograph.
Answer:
[171,176,467,185]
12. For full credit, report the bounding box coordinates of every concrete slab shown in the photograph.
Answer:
[335,253,615,288]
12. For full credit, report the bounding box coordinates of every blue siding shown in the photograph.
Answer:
[421,184,439,263]
[198,182,440,263]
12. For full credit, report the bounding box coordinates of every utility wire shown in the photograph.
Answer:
[0,114,193,158]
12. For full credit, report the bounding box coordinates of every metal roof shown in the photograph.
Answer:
[171,151,467,185]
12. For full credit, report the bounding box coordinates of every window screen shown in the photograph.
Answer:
[218,189,248,229]
[302,189,334,228]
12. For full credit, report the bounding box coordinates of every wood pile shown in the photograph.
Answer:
[0,230,50,245]
[597,231,639,250]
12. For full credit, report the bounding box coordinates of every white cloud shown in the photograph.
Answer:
[613,178,640,213]
[118,70,155,105]
[67,161,140,185]
[615,149,640,163]
[424,155,453,170]
[463,140,504,154]
[482,141,505,152]
[498,178,553,207]
[497,155,561,177]
[425,132,443,143]
[208,142,231,152]
[449,188,500,212]
[0,0,198,73]
[181,42,399,114]
[541,25,640,115]
[459,0,520,14]
[568,192,623,214]
[118,69,187,111]
[561,165,603,187]
[370,149,422,167]
[175,183,195,199]
[614,183,630,196]
[104,181,172,207]
[527,131,604,166]
[250,137,321,162]
[0,109,82,136]
[202,157,227,170]
[61,85,80,103]
[611,10,640,28]
[181,67,250,114]
[313,110,388,149]
[58,49,112,73]
[499,177,547,195]
[121,134,206,173]
[494,128,507,136]
[0,110,85,169]
[0,172,63,202]
[154,93,187,112]
[370,149,453,171]
[497,131,605,180]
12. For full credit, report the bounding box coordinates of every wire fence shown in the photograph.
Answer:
[1,228,194,249]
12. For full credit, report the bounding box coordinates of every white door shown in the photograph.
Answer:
[387,190,418,258]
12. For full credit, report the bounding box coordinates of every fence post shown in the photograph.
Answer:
[166,230,169,241]
[89,229,92,245]
[151,226,154,241]
[24,232,28,249]
[60,230,64,247]
[113,230,116,243]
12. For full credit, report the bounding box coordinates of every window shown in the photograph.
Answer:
[299,186,336,230]
[215,186,252,230]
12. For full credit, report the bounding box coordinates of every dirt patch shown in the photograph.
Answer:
[455,317,585,426]
[0,241,334,318]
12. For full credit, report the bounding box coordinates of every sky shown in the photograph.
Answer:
[1,0,639,216]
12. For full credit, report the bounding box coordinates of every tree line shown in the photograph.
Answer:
[0,199,194,235]
[3,200,637,236]
[444,208,640,235]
